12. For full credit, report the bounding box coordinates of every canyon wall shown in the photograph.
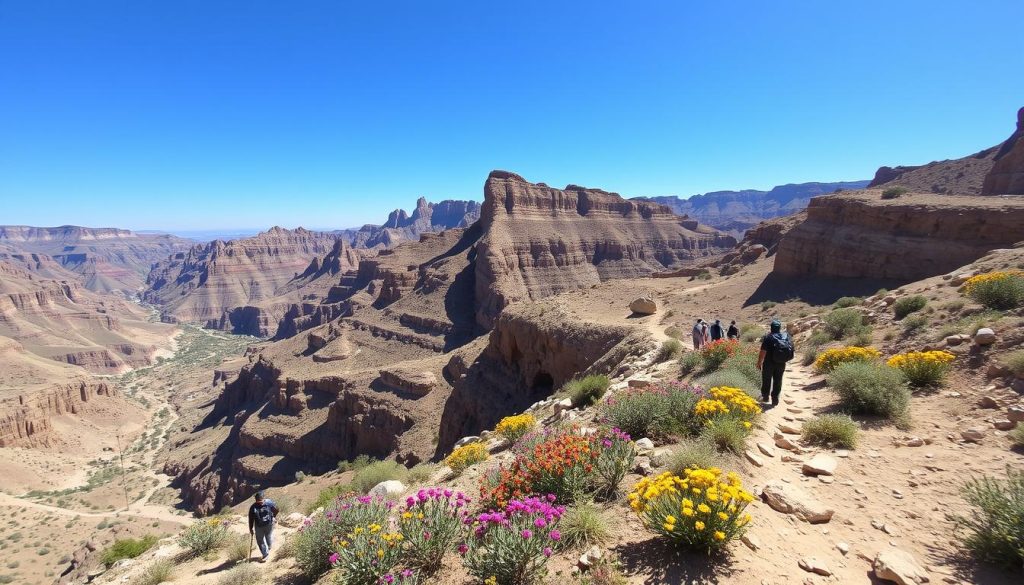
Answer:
[0,378,116,448]
[981,106,1024,195]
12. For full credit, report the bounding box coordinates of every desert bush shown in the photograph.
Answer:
[399,488,468,571]
[1002,350,1024,378]
[330,520,405,584]
[495,414,537,445]
[760,301,777,311]
[100,534,157,567]
[678,351,702,375]
[462,496,564,585]
[407,463,435,484]
[664,325,685,340]
[963,271,1024,310]
[178,517,229,558]
[1011,425,1024,448]
[136,559,173,585]
[307,484,352,515]
[801,345,819,367]
[668,439,719,475]
[224,532,250,563]
[699,339,741,372]
[294,495,391,578]
[564,375,610,408]
[352,460,409,493]
[881,186,908,199]
[827,362,910,422]
[700,417,750,454]
[740,327,763,344]
[801,414,859,449]
[628,468,754,553]
[813,346,881,374]
[558,502,611,550]
[893,295,928,319]
[902,314,928,334]
[719,349,760,382]
[656,339,683,362]
[576,555,628,585]
[887,350,955,387]
[602,382,703,439]
[947,467,1024,569]
[444,442,489,474]
[275,534,295,559]
[833,296,863,308]
[218,563,261,585]
[823,308,869,340]
[272,493,296,516]
[337,453,373,474]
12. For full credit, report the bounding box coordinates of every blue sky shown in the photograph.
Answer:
[1,1,1022,231]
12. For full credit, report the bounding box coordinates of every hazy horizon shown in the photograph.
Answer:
[2,1,1022,230]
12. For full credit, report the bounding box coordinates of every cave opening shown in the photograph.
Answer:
[531,371,554,396]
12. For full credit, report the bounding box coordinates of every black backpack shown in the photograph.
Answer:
[253,501,274,527]
[709,323,723,339]
[767,332,795,364]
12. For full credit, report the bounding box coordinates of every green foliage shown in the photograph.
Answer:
[337,454,373,474]
[823,308,870,341]
[833,296,863,309]
[294,495,391,578]
[664,326,685,340]
[1011,425,1024,448]
[559,503,611,550]
[656,339,683,362]
[965,274,1024,310]
[100,535,157,567]
[760,301,777,311]
[352,460,409,494]
[602,383,702,439]
[407,463,435,484]
[827,362,910,423]
[177,518,228,558]
[948,467,1024,569]
[224,532,250,563]
[700,417,750,454]
[740,324,763,343]
[1002,350,1024,378]
[801,415,859,449]
[801,345,819,367]
[564,375,611,408]
[881,186,908,199]
[902,314,928,334]
[678,351,702,375]
[307,484,351,515]
[668,439,719,475]
[136,559,174,585]
[217,564,262,585]
[893,295,928,319]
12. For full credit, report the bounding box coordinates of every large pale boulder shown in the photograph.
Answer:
[873,547,930,584]
[974,328,997,345]
[368,480,407,499]
[278,512,307,528]
[762,481,834,523]
[629,296,658,315]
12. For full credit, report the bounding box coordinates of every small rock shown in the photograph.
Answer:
[1007,406,1024,422]
[836,542,850,555]
[762,481,835,523]
[873,547,930,585]
[950,272,975,286]
[993,419,1017,431]
[627,378,652,389]
[757,442,776,457]
[978,396,999,409]
[578,545,603,570]
[634,437,655,452]
[902,437,925,447]
[633,458,654,476]
[775,434,799,451]
[368,480,407,498]
[974,328,996,346]
[944,335,962,347]
[454,436,481,449]
[798,557,832,577]
[818,476,835,484]
[802,454,838,476]
[960,428,985,443]
[778,423,802,435]
[745,450,764,467]
[650,448,673,467]
[553,398,574,417]
[278,512,307,528]
[782,455,804,463]
[741,533,761,551]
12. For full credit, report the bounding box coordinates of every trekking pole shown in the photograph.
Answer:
[248,532,254,563]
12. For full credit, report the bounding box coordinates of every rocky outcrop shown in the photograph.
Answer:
[773,191,1024,281]
[981,106,1024,194]
[347,198,481,249]
[0,380,116,447]
[474,171,735,327]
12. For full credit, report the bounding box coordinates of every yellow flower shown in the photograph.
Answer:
[714,531,726,541]
[697,503,711,514]
[681,508,694,517]
[663,522,675,531]
[717,512,729,521]
[444,442,489,473]
[665,515,676,524]
[694,521,705,531]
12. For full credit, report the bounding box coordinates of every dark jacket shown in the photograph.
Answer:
[727,324,739,339]
[248,499,279,531]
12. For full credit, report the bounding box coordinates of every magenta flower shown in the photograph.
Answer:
[534,517,547,528]
[457,543,469,555]
[543,546,553,557]
[329,552,339,565]
[521,529,533,539]
[549,529,561,541]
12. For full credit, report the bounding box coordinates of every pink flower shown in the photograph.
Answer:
[549,529,561,541]
[457,543,468,555]
[521,529,533,539]
[534,517,547,528]
[328,552,339,565]
[543,547,553,557]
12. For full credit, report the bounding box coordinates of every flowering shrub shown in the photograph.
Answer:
[699,339,741,371]
[601,382,704,439]
[628,469,753,553]
[887,350,955,387]
[481,427,634,507]
[461,496,565,585]
[495,414,537,445]
[693,386,760,425]
[398,488,469,571]
[444,442,489,474]
[294,495,392,578]
[178,517,228,557]
[813,346,881,373]
[329,521,405,585]
[962,270,1024,310]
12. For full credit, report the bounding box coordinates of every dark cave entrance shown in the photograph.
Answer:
[531,372,554,396]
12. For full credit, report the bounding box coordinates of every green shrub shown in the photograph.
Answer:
[275,534,295,559]
[306,483,351,515]
[678,351,702,375]
[656,339,683,362]
[664,326,685,340]
[823,308,869,340]
[700,417,750,454]
[351,460,408,494]
[407,463,435,484]
[177,518,228,558]
[294,495,391,578]
[218,563,261,585]
[559,503,611,550]
[1002,350,1024,378]
[337,454,373,474]
[881,186,908,199]
[902,314,928,334]
[668,439,719,475]
[964,272,1024,310]
[100,534,157,567]
[602,383,702,439]
[801,345,819,367]
[740,325,763,343]
[719,351,760,384]
[564,375,611,408]
[893,295,928,319]
[942,300,966,312]
[833,296,863,309]
[224,532,250,563]
[760,301,777,311]
[1011,425,1024,448]
[136,559,173,585]
[948,468,1024,569]
[827,362,910,423]
[801,415,859,449]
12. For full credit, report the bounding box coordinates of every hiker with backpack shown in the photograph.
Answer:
[756,319,794,407]
[709,319,724,341]
[248,491,279,562]
[727,320,740,340]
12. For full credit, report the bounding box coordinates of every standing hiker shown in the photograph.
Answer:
[701,320,711,346]
[756,320,795,407]
[709,319,724,341]
[726,320,740,340]
[248,491,279,562]
[692,319,706,350]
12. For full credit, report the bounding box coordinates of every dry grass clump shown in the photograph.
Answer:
[668,438,719,475]
[224,532,250,563]
[1010,425,1024,448]
[881,186,908,199]
[948,467,1024,569]
[656,339,683,362]
[564,375,610,408]
[558,503,612,550]
[700,417,749,454]
[217,563,261,585]
[136,559,174,585]
[1002,350,1024,378]
[827,362,910,425]
[801,414,859,449]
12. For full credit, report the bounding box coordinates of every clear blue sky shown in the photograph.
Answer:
[1,1,1022,231]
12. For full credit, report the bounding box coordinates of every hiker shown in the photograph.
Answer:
[248,491,279,562]
[727,320,740,340]
[701,320,711,345]
[709,319,724,341]
[756,319,795,407]
[692,319,706,350]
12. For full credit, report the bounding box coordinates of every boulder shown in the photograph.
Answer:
[553,398,574,417]
[798,557,832,577]
[278,512,307,528]
[978,395,1000,409]
[960,428,985,443]
[802,454,838,476]
[454,436,481,448]
[974,328,997,345]
[761,481,834,523]
[368,480,407,499]
[629,296,658,315]
[993,419,1017,431]
[873,547,930,585]
[1007,406,1024,422]
[634,437,655,452]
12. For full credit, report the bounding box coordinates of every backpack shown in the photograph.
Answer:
[709,323,723,339]
[253,501,275,527]
[767,332,795,364]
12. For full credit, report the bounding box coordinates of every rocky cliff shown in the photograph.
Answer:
[773,191,1024,280]
[346,198,481,249]
[0,377,116,448]
[981,106,1024,195]
[474,171,735,327]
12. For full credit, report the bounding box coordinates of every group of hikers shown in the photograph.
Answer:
[692,317,794,408]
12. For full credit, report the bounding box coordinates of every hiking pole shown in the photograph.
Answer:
[248,532,254,563]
